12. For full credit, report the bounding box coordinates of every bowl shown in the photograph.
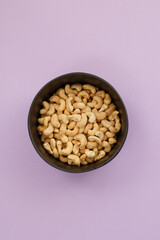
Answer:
[28,72,128,173]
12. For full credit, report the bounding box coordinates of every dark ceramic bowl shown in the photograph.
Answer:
[28,72,128,173]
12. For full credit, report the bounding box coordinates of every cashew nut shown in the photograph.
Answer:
[56,140,62,154]
[65,126,79,137]
[96,90,105,98]
[43,142,53,154]
[95,131,104,140]
[87,100,97,108]
[100,127,108,133]
[73,102,86,109]
[108,110,119,121]
[93,109,107,121]
[43,123,54,136]
[59,155,68,163]
[57,88,67,100]
[66,97,74,112]
[85,149,96,158]
[94,150,105,161]
[40,101,49,114]
[109,126,117,134]
[72,109,81,114]
[83,98,87,104]
[58,99,66,112]
[74,134,87,149]
[78,90,90,99]
[102,141,111,152]
[49,95,60,103]
[93,96,103,109]
[84,123,93,134]
[80,154,88,165]
[104,93,111,105]
[73,143,80,154]
[105,131,115,139]
[54,132,68,143]
[99,104,108,112]
[77,114,87,128]
[50,138,56,150]
[64,109,70,116]
[60,123,67,133]
[88,136,101,145]
[61,141,73,156]
[41,133,53,142]
[46,104,55,115]
[65,84,78,95]
[108,138,117,144]
[105,103,116,116]
[71,83,82,91]
[83,84,96,94]
[74,96,82,102]
[68,154,80,166]
[88,123,99,136]
[51,114,60,128]
[58,114,69,124]
[52,148,59,158]
[101,120,113,128]
[79,127,85,134]
[85,112,96,123]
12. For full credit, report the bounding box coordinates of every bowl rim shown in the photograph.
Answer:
[28,72,128,173]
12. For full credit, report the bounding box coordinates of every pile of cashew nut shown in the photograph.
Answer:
[37,84,121,166]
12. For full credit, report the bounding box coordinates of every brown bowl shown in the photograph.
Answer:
[28,72,128,173]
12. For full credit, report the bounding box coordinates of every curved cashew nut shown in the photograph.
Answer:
[50,138,56,150]
[79,127,85,134]
[101,120,113,128]
[73,143,80,154]
[80,154,88,165]
[83,98,87,104]
[82,106,91,113]
[115,115,121,132]
[85,112,96,123]
[94,150,105,161]
[40,101,49,114]
[49,95,60,103]
[104,93,111,105]
[93,148,99,158]
[105,103,116,116]
[43,142,53,154]
[84,123,93,134]
[60,123,67,133]
[78,90,90,99]
[57,88,67,100]
[68,121,76,130]
[99,104,108,112]
[93,96,103,109]
[37,125,47,133]
[66,97,74,112]
[68,114,81,122]
[65,84,78,95]
[71,83,82,91]
[61,141,73,156]
[38,117,45,125]
[58,114,69,124]
[87,100,97,108]
[59,155,68,163]
[73,102,86,109]
[52,148,59,158]
[77,114,87,128]
[105,131,115,139]
[102,141,111,152]
[88,136,101,145]
[74,96,82,102]
[43,116,51,127]
[64,109,70,116]
[108,110,119,121]
[96,90,105,98]
[88,123,99,136]
[56,140,62,154]
[108,138,117,144]
[74,134,87,149]
[58,99,66,112]
[46,103,55,115]
[109,126,117,134]
[68,154,81,166]
[100,127,108,133]
[83,84,96,94]
[41,134,53,142]
[51,114,60,128]
[95,131,104,140]
[65,126,79,137]
[86,141,98,149]
[43,123,54,136]
[85,149,96,158]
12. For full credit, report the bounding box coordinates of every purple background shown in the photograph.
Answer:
[1,0,160,239]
